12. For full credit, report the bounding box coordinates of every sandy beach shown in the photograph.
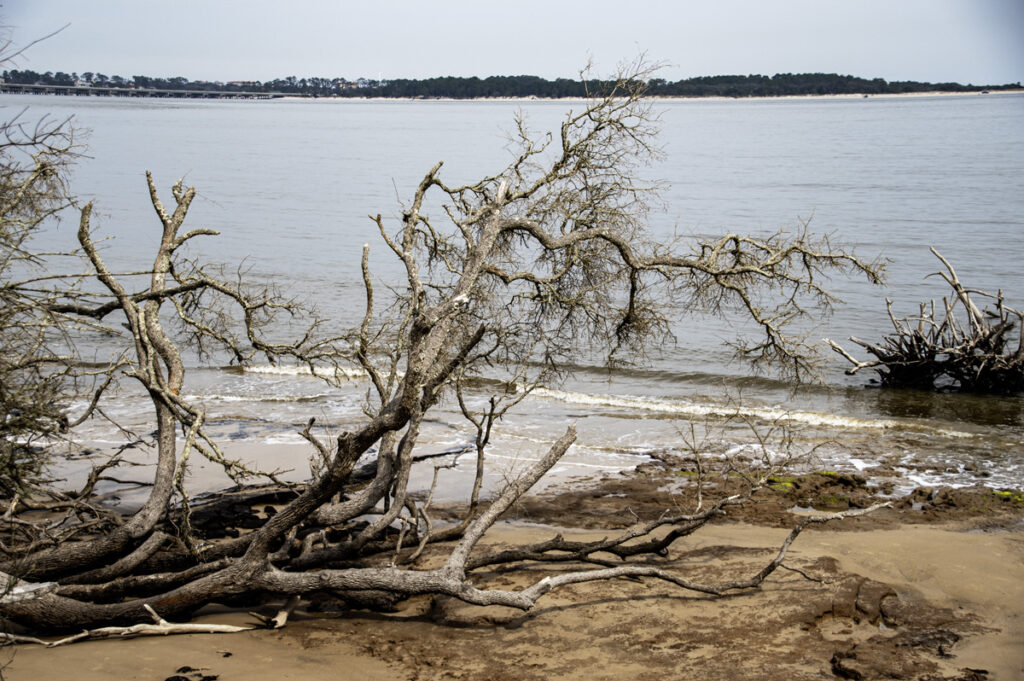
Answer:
[4,465,1022,681]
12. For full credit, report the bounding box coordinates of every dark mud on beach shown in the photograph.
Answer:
[450,458,1024,533]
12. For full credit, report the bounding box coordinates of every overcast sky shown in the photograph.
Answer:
[3,1,1022,85]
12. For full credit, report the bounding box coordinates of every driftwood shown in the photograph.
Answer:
[0,604,252,647]
[828,248,1023,394]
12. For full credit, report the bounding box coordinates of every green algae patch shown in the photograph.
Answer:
[992,489,1024,506]
[767,475,797,493]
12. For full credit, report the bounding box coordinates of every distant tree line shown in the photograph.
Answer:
[643,73,1019,97]
[2,68,1019,98]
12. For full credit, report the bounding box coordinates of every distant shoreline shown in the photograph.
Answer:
[274,89,1024,103]
[6,68,1020,102]
[3,87,1022,104]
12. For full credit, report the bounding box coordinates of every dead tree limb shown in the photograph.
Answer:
[1,604,252,648]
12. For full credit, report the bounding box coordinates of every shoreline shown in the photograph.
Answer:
[277,89,1024,103]
[4,89,1021,105]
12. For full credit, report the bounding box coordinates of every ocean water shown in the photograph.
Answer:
[4,92,1023,498]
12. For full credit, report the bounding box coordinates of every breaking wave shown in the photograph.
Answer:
[180,392,337,404]
[528,387,975,438]
[241,364,368,380]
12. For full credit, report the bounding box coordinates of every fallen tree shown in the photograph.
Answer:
[1,62,885,637]
[828,248,1023,394]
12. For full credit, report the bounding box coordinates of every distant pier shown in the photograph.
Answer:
[0,83,284,99]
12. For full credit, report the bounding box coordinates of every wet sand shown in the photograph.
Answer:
[4,472,1023,681]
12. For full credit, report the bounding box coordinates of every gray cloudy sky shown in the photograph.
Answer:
[3,0,1023,84]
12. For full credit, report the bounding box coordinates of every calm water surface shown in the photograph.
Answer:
[4,93,1022,498]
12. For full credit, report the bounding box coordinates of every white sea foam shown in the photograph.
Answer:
[528,387,975,438]
[181,392,338,403]
[261,432,308,446]
[724,443,791,464]
[243,364,368,380]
